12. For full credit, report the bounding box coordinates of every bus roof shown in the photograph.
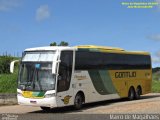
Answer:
[25,46,75,51]
[24,45,150,55]
[75,45,124,51]
[75,45,150,55]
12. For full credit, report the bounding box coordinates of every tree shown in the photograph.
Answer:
[50,41,69,46]
[59,41,69,46]
[50,42,57,46]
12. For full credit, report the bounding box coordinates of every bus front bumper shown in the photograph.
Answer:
[17,96,57,108]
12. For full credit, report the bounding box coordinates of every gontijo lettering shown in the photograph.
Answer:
[115,71,136,78]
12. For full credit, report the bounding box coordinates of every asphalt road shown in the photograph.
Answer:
[0,93,160,120]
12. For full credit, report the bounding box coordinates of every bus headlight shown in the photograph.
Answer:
[45,93,55,98]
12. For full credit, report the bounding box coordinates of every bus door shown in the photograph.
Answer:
[56,51,74,107]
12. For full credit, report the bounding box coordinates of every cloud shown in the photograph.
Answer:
[156,51,160,57]
[147,34,160,41]
[0,0,20,12]
[152,51,160,63]
[36,5,50,22]
[152,57,160,63]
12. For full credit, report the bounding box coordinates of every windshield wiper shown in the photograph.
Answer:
[37,70,43,91]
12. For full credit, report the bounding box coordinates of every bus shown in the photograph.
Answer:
[10,45,152,110]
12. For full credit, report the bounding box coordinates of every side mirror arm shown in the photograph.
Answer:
[52,60,61,74]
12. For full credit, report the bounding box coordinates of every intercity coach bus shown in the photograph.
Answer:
[10,45,152,110]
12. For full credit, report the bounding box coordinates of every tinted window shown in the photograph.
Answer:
[75,51,151,70]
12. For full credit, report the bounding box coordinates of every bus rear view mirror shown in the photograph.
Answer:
[10,60,19,73]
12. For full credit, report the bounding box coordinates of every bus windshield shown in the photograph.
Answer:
[18,62,56,91]
[18,51,57,91]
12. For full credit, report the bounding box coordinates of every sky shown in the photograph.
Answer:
[0,0,160,67]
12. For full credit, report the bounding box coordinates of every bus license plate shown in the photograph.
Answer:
[30,100,37,104]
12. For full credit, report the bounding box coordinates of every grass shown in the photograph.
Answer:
[0,68,18,93]
[152,80,160,93]
[152,72,160,93]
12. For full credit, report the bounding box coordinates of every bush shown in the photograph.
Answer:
[0,71,18,93]
[0,56,14,74]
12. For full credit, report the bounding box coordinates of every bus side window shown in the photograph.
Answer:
[57,51,73,92]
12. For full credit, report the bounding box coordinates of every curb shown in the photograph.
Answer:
[0,93,17,105]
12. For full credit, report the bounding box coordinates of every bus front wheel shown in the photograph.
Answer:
[74,93,83,110]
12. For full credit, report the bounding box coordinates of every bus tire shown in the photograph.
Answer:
[74,93,83,110]
[40,106,51,111]
[135,86,142,100]
[128,87,135,100]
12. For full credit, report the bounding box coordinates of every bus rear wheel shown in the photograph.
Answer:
[74,93,83,110]
[128,87,135,100]
[135,86,142,100]
[40,106,51,111]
